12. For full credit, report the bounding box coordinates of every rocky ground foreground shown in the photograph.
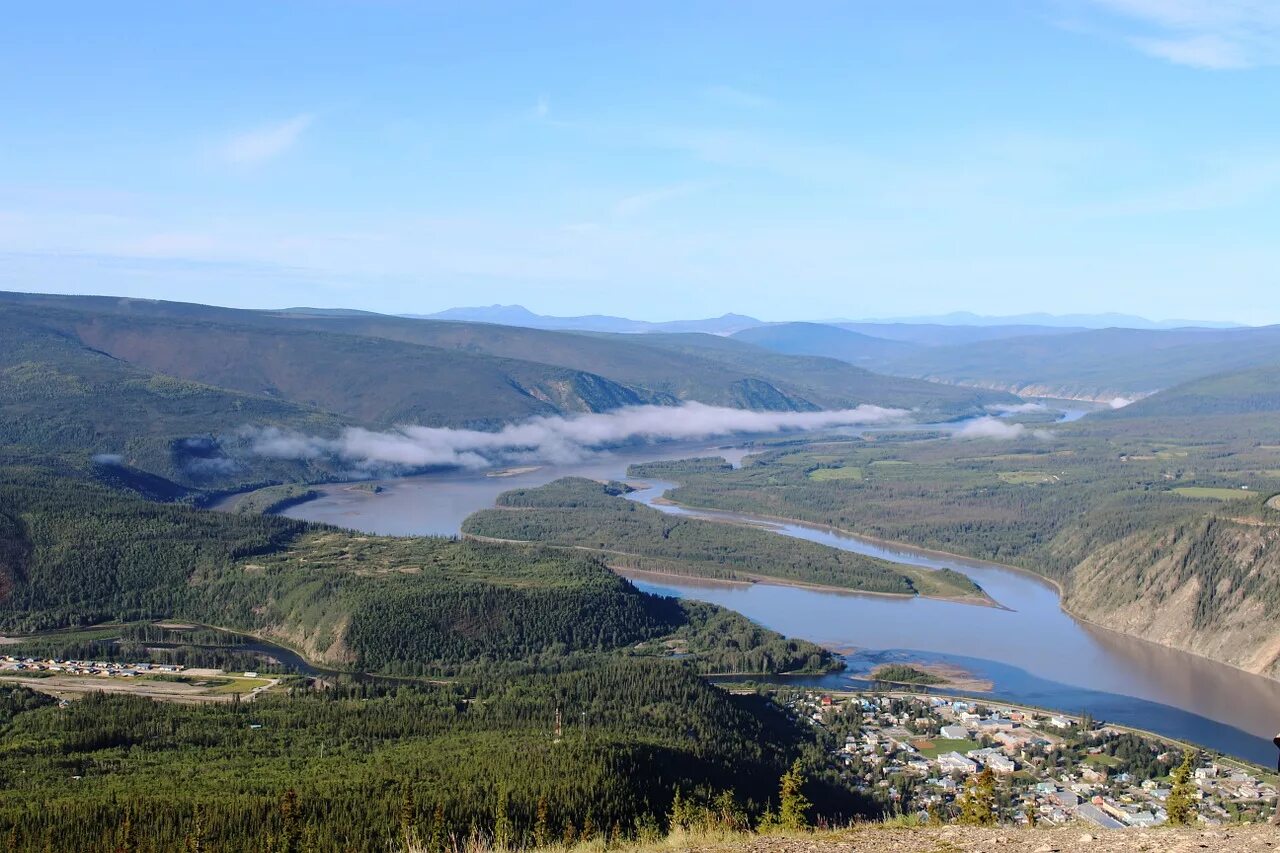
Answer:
[682,825,1280,853]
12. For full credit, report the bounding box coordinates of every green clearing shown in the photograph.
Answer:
[869,459,912,466]
[900,568,987,601]
[208,676,272,694]
[808,467,864,482]
[997,471,1056,485]
[1171,486,1255,501]
[915,738,980,759]
[1084,753,1122,768]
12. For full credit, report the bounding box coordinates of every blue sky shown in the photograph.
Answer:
[3,1,1279,322]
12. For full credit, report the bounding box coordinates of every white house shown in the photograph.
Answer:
[938,752,978,774]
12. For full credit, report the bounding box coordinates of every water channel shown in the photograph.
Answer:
[269,433,1280,765]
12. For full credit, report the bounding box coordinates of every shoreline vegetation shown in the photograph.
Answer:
[462,478,993,605]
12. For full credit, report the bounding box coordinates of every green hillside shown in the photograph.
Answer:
[881,325,1280,398]
[4,302,653,428]
[0,460,837,675]
[614,332,1011,416]
[0,310,345,487]
[0,291,1011,419]
[0,457,859,849]
[1102,363,1280,418]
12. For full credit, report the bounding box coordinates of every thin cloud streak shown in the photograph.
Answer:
[1082,0,1280,68]
[221,114,314,165]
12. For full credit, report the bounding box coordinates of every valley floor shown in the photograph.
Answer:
[674,825,1278,853]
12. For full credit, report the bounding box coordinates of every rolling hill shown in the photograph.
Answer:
[1101,362,1280,418]
[832,322,1084,347]
[0,291,1010,420]
[879,325,1280,400]
[615,332,1012,415]
[731,322,920,368]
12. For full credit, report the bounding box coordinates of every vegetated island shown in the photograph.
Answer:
[219,483,321,515]
[864,662,994,692]
[868,664,945,685]
[461,477,991,603]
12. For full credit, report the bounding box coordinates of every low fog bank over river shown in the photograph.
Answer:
[274,431,1280,765]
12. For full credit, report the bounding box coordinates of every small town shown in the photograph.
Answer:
[0,654,186,678]
[779,689,1278,827]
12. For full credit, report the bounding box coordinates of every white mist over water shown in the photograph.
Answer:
[247,402,911,471]
[952,416,1052,441]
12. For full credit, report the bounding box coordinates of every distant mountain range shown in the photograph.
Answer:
[841,311,1243,330]
[411,305,1244,335]
[407,304,762,334]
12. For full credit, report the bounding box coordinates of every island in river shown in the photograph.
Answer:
[267,434,1280,766]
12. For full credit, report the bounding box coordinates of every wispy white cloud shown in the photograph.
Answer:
[221,114,314,165]
[613,183,704,217]
[703,84,771,108]
[535,94,550,119]
[1080,0,1280,68]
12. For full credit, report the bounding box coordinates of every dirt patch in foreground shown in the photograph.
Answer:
[683,825,1278,853]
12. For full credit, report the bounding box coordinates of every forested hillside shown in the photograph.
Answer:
[0,662,864,852]
[1101,363,1280,418]
[878,325,1280,399]
[0,462,836,675]
[0,291,1011,423]
[0,455,858,850]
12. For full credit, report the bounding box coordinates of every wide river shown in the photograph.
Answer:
[274,436,1280,766]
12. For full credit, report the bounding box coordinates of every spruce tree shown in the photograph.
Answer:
[493,786,513,850]
[958,768,997,826]
[778,760,811,831]
[1166,751,1198,826]
[534,795,551,848]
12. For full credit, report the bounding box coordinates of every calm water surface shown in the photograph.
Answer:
[278,433,1280,765]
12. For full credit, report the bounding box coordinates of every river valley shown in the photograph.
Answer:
[272,435,1280,766]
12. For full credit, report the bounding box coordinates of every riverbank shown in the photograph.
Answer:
[641,490,1280,691]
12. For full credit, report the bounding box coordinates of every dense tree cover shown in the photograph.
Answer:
[0,665,870,852]
[0,462,307,629]
[0,464,837,676]
[463,478,917,594]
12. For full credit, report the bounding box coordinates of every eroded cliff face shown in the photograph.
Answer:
[1063,517,1280,678]
[914,377,1153,404]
